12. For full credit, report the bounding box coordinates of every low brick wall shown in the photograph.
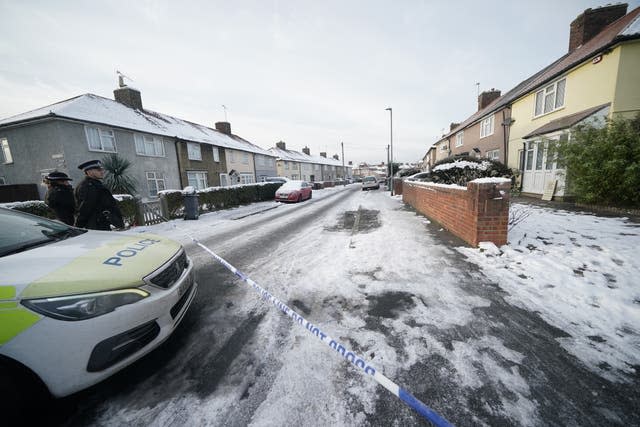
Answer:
[402,180,510,247]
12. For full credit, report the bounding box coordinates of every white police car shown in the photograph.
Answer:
[0,207,197,410]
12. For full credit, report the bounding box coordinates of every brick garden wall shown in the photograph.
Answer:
[402,180,510,247]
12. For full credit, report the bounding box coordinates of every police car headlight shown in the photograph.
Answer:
[22,289,149,321]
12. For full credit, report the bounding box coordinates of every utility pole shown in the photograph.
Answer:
[385,107,393,196]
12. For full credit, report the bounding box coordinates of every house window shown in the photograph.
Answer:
[135,134,165,157]
[480,115,494,138]
[242,152,249,165]
[440,142,448,152]
[240,173,254,184]
[525,141,535,170]
[285,161,289,170]
[187,143,201,160]
[85,126,116,152]
[0,138,13,164]
[212,147,220,162]
[228,150,236,162]
[455,131,464,147]
[187,171,207,189]
[534,78,566,117]
[291,174,299,180]
[146,171,166,197]
[486,149,499,160]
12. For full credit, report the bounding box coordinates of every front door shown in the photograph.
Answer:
[522,138,565,196]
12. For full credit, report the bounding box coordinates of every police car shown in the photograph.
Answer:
[0,207,197,411]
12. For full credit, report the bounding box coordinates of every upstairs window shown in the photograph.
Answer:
[135,134,165,157]
[187,142,201,160]
[212,147,220,162]
[534,78,566,117]
[0,138,13,164]
[440,142,448,152]
[480,115,494,138]
[85,126,116,152]
[455,131,464,147]
[242,152,249,164]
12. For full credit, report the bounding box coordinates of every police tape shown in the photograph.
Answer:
[184,233,453,426]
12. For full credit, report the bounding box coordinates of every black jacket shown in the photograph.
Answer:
[74,177,124,230]
[45,185,76,226]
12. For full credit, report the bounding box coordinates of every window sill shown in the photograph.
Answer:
[89,149,117,153]
[137,153,166,158]
[533,106,565,120]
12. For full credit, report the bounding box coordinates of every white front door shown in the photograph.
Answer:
[522,138,565,195]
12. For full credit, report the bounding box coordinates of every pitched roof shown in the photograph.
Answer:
[436,7,640,144]
[523,103,610,138]
[0,93,274,156]
[268,146,344,167]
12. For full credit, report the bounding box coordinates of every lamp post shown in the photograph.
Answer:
[341,141,345,185]
[385,107,393,195]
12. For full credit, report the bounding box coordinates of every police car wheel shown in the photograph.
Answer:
[0,361,50,423]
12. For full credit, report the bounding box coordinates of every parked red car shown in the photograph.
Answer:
[275,181,313,203]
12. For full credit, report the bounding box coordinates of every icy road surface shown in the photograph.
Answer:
[55,185,638,426]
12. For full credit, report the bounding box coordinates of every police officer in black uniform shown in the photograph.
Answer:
[74,160,124,230]
[44,171,76,226]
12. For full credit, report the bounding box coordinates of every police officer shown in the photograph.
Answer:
[44,171,76,226]
[75,160,124,230]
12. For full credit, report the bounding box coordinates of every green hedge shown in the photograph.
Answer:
[160,182,282,219]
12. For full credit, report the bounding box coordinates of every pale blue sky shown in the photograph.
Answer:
[1,0,638,164]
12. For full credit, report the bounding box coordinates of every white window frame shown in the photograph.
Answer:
[480,115,494,138]
[187,142,202,161]
[85,126,117,153]
[212,147,220,162]
[285,161,289,170]
[486,149,499,160]
[146,171,166,197]
[187,171,207,189]
[0,138,13,164]
[455,131,464,147]
[228,150,236,163]
[0,176,6,184]
[242,152,249,165]
[534,77,566,117]
[135,134,165,157]
[240,173,254,184]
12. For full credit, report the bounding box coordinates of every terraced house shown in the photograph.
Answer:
[269,142,350,182]
[423,4,640,200]
[0,83,277,200]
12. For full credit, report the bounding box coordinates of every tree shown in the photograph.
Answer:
[102,153,138,195]
[555,114,640,207]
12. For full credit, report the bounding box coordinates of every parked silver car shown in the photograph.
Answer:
[361,176,380,191]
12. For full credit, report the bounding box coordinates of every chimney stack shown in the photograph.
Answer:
[302,146,310,155]
[114,86,143,110]
[449,122,460,132]
[478,89,501,111]
[276,141,286,150]
[333,154,339,160]
[569,4,627,52]
[320,152,327,158]
[215,121,232,135]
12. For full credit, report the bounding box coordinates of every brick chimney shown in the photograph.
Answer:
[276,141,286,150]
[332,154,339,160]
[215,122,232,135]
[478,89,501,111]
[320,152,327,158]
[302,146,310,155]
[569,4,627,52]
[449,122,460,132]
[114,85,143,110]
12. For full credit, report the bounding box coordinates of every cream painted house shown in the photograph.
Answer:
[507,5,640,198]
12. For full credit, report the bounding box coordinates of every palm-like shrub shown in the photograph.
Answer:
[102,153,138,195]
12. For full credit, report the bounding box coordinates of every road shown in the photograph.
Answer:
[46,185,638,426]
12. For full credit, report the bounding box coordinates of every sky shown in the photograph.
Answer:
[2,0,639,165]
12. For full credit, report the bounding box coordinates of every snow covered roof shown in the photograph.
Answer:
[0,93,274,157]
[268,146,345,167]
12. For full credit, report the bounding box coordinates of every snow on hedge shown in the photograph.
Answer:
[433,159,492,171]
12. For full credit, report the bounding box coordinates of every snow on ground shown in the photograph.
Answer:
[128,187,639,425]
[458,204,640,382]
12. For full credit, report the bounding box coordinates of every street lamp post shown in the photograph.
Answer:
[341,141,345,186]
[385,107,393,195]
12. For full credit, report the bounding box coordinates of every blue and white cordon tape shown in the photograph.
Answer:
[188,233,453,426]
